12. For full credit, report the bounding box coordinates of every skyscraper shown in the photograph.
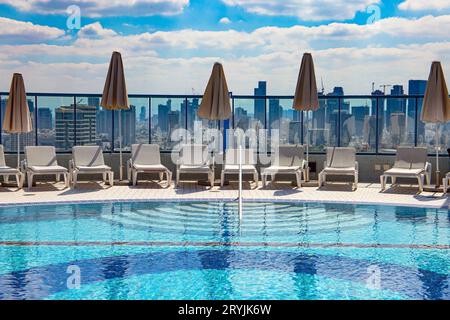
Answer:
[158,100,171,132]
[408,80,427,140]
[268,99,282,128]
[254,81,266,127]
[38,108,53,130]
[55,104,97,150]
[139,106,147,123]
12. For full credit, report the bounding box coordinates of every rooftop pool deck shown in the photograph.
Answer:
[0,181,448,209]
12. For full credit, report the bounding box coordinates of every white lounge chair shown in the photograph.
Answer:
[0,145,23,189]
[176,144,214,187]
[128,144,172,187]
[70,146,113,188]
[318,147,358,190]
[221,148,258,188]
[444,173,449,193]
[23,146,69,189]
[380,147,431,193]
[261,144,307,188]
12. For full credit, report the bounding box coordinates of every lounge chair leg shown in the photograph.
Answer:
[220,172,225,187]
[296,172,302,188]
[109,172,114,186]
[380,175,385,191]
[166,171,171,188]
[56,174,61,183]
[63,173,69,189]
[4,175,9,183]
[159,172,163,182]
[27,172,33,189]
[444,177,448,193]
[417,175,424,193]
[132,171,137,186]
[354,173,358,190]
[392,176,397,186]
[254,171,259,189]
[72,172,77,188]
[15,174,21,189]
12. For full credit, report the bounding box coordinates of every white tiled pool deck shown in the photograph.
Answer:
[0,180,448,209]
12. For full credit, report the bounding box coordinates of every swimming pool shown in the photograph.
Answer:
[0,201,448,300]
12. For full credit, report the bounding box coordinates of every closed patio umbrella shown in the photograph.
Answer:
[198,62,232,121]
[420,61,450,188]
[293,53,319,180]
[101,51,129,181]
[2,73,33,168]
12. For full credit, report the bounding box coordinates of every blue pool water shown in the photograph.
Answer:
[0,201,448,300]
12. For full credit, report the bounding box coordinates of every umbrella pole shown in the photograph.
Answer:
[435,125,440,188]
[17,133,20,169]
[238,134,243,221]
[119,110,123,181]
[305,115,310,181]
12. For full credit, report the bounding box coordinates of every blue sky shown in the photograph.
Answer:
[0,0,449,94]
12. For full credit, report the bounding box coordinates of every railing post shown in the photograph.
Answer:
[337,97,342,147]
[414,97,418,147]
[375,97,379,154]
[73,95,77,147]
[34,95,38,146]
[148,96,152,144]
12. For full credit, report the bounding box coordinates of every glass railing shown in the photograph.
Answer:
[0,93,449,155]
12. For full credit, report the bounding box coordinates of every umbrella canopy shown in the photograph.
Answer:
[101,51,129,181]
[293,53,319,111]
[420,61,450,188]
[421,61,450,123]
[198,62,232,120]
[3,73,32,133]
[101,51,129,110]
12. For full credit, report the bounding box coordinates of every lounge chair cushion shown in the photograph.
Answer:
[29,165,68,174]
[73,146,105,167]
[274,145,305,167]
[384,168,424,176]
[25,146,59,167]
[133,164,168,172]
[223,165,257,173]
[179,164,211,172]
[76,165,111,173]
[131,144,161,166]
[322,167,357,174]
[325,147,356,168]
[0,166,19,174]
[394,147,427,169]
[263,166,301,173]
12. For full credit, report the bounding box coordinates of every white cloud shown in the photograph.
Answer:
[0,0,189,17]
[77,22,117,38]
[222,0,379,21]
[0,17,65,42]
[399,0,450,12]
[219,17,232,24]
[1,16,450,94]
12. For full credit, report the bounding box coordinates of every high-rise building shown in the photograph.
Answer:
[254,81,266,127]
[55,104,97,150]
[268,99,282,128]
[158,99,171,132]
[38,108,53,130]
[408,80,427,140]
[139,106,147,123]
[386,85,406,129]
[113,105,136,149]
